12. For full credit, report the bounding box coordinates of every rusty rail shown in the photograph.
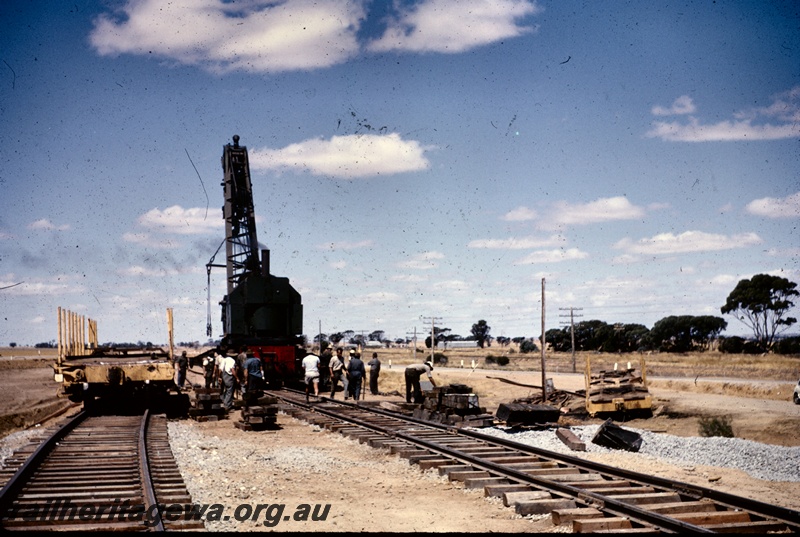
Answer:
[273,389,800,534]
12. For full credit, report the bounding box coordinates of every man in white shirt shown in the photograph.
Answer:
[215,352,239,411]
[302,352,321,402]
[405,361,436,404]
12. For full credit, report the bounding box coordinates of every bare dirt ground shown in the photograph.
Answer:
[2,347,799,532]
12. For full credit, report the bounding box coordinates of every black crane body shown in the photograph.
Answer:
[207,135,304,387]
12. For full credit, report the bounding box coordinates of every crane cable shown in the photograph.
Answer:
[206,239,226,338]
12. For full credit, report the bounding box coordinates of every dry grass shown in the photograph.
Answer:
[364,346,799,378]
[4,345,798,401]
[361,346,799,402]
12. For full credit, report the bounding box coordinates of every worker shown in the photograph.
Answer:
[236,345,248,398]
[347,352,366,401]
[405,361,436,404]
[244,353,265,395]
[217,352,239,411]
[329,347,345,398]
[202,353,216,388]
[174,350,189,390]
[302,352,321,402]
[367,352,381,395]
[343,349,353,399]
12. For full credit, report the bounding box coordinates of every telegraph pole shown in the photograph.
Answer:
[540,279,546,402]
[405,327,419,362]
[421,316,442,364]
[559,307,583,373]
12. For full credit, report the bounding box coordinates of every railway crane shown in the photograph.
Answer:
[204,135,305,387]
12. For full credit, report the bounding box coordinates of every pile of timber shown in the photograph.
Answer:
[585,367,652,415]
[235,390,279,431]
[188,387,226,422]
[414,384,494,427]
[495,403,561,427]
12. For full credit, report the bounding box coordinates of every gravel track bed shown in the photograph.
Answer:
[476,424,800,482]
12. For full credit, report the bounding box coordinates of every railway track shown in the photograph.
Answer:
[0,410,204,531]
[272,389,800,534]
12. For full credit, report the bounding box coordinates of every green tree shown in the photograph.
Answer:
[650,315,727,352]
[721,274,798,351]
[368,330,385,342]
[519,339,537,353]
[545,328,571,352]
[471,320,492,348]
[424,327,451,349]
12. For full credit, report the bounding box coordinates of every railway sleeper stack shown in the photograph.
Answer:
[235,391,278,431]
[415,384,494,427]
[188,387,226,422]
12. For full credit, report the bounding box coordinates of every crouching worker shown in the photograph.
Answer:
[405,361,436,404]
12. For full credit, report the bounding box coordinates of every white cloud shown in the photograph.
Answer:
[137,206,222,235]
[391,274,428,283]
[468,235,561,249]
[614,231,763,255]
[538,196,645,230]
[368,0,540,54]
[707,274,739,287]
[647,86,800,142]
[745,191,800,218]
[651,95,696,116]
[90,0,365,74]
[250,133,431,179]
[514,248,588,264]
[318,240,373,251]
[766,247,800,257]
[0,276,83,296]
[399,251,444,270]
[122,232,179,249]
[118,265,198,277]
[501,206,537,221]
[330,261,347,270]
[435,279,469,291]
[360,291,401,304]
[718,203,734,214]
[611,254,640,264]
[646,118,799,142]
[28,219,70,231]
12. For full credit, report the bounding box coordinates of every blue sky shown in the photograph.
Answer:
[1,0,798,346]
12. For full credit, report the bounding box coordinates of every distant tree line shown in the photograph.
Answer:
[25,274,798,355]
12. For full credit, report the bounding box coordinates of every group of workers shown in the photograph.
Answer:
[173,345,438,410]
[303,347,438,405]
[302,347,382,402]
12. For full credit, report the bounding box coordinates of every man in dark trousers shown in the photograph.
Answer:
[405,361,436,404]
[347,352,366,401]
[174,351,189,390]
[367,352,381,395]
[328,347,345,398]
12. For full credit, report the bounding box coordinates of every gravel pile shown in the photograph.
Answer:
[475,424,800,482]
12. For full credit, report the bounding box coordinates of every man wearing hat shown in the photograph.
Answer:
[405,360,436,404]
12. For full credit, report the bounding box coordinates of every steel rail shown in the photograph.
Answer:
[285,397,708,533]
[0,410,88,519]
[0,410,200,532]
[322,394,800,530]
[138,409,165,532]
[275,390,800,533]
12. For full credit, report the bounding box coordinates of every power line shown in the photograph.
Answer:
[421,316,443,364]
[559,307,583,373]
